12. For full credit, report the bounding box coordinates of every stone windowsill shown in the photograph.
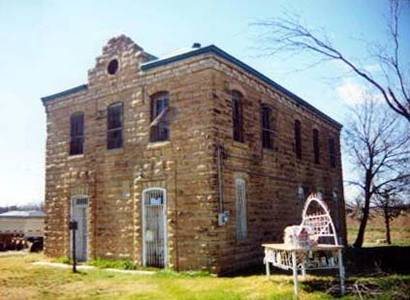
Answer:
[147,141,171,149]
[106,147,124,155]
[262,147,276,155]
[232,141,249,149]
[67,154,84,160]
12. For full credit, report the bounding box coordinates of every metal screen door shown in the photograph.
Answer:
[142,188,167,267]
[71,197,88,261]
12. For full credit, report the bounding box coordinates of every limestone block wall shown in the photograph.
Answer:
[44,36,219,271]
[43,35,345,274]
[205,58,346,273]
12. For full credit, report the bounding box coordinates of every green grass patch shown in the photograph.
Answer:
[88,257,159,271]
[155,269,211,278]
[51,256,71,264]
[88,257,137,270]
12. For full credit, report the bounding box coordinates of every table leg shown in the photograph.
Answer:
[337,249,345,295]
[265,259,270,277]
[292,251,298,298]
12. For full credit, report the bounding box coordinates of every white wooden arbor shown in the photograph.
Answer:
[262,193,345,298]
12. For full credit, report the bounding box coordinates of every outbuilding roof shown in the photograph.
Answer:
[0,210,46,218]
[41,44,342,128]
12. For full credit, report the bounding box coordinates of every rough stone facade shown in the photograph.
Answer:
[42,35,346,274]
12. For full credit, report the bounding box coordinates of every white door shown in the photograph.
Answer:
[71,197,88,261]
[142,188,167,267]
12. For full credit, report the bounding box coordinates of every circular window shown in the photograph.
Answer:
[107,59,119,75]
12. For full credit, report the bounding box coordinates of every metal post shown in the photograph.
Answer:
[338,249,345,295]
[291,251,298,298]
[69,221,78,273]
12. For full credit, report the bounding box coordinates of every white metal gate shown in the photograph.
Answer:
[71,197,88,261]
[142,188,167,268]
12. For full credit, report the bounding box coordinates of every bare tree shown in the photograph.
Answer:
[253,0,410,122]
[346,194,375,223]
[344,97,410,247]
[374,182,409,244]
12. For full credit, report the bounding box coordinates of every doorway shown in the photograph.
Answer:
[71,197,88,261]
[142,188,167,267]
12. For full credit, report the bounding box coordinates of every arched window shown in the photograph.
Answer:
[107,102,123,149]
[294,120,302,159]
[232,90,244,143]
[261,105,274,149]
[313,128,320,164]
[69,112,84,155]
[235,178,247,240]
[328,137,336,168]
[150,92,169,142]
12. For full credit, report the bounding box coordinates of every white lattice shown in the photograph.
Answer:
[300,193,339,245]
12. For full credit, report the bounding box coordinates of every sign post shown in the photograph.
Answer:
[69,221,78,273]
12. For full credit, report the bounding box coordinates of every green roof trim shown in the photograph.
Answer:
[141,45,342,128]
[41,84,88,104]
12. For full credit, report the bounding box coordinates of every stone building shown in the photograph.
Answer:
[42,35,346,274]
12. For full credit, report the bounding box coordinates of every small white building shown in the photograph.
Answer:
[0,211,46,238]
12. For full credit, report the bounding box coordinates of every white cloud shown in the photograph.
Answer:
[336,80,383,106]
[337,80,366,105]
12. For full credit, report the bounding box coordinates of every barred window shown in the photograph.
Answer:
[328,138,336,168]
[107,102,123,149]
[261,105,274,149]
[150,92,169,142]
[232,90,244,143]
[235,178,247,240]
[313,129,320,164]
[69,112,84,155]
[294,120,302,159]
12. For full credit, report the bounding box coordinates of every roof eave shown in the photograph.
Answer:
[41,84,88,105]
[141,45,342,129]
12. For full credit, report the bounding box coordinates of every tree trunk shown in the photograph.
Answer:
[353,202,370,247]
[354,172,372,248]
[384,207,392,244]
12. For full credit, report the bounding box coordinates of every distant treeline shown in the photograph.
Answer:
[345,204,410,216]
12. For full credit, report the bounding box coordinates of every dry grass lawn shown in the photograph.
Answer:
[0,253,409,299]
[0,253,305,300]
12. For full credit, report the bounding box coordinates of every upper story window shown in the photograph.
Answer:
[294,120,302,159]
[313,128,320,164]
[235,178,247,240]
[107,102,123,149]
[150,92,170,142]
[69,112,84,156]
[328,137,336,168]
[261,105,274,149]
[232,90,244,143]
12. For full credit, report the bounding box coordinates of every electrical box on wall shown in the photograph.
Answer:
[218,211,229,226]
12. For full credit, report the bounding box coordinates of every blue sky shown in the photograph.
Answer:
[0,0,408,206]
